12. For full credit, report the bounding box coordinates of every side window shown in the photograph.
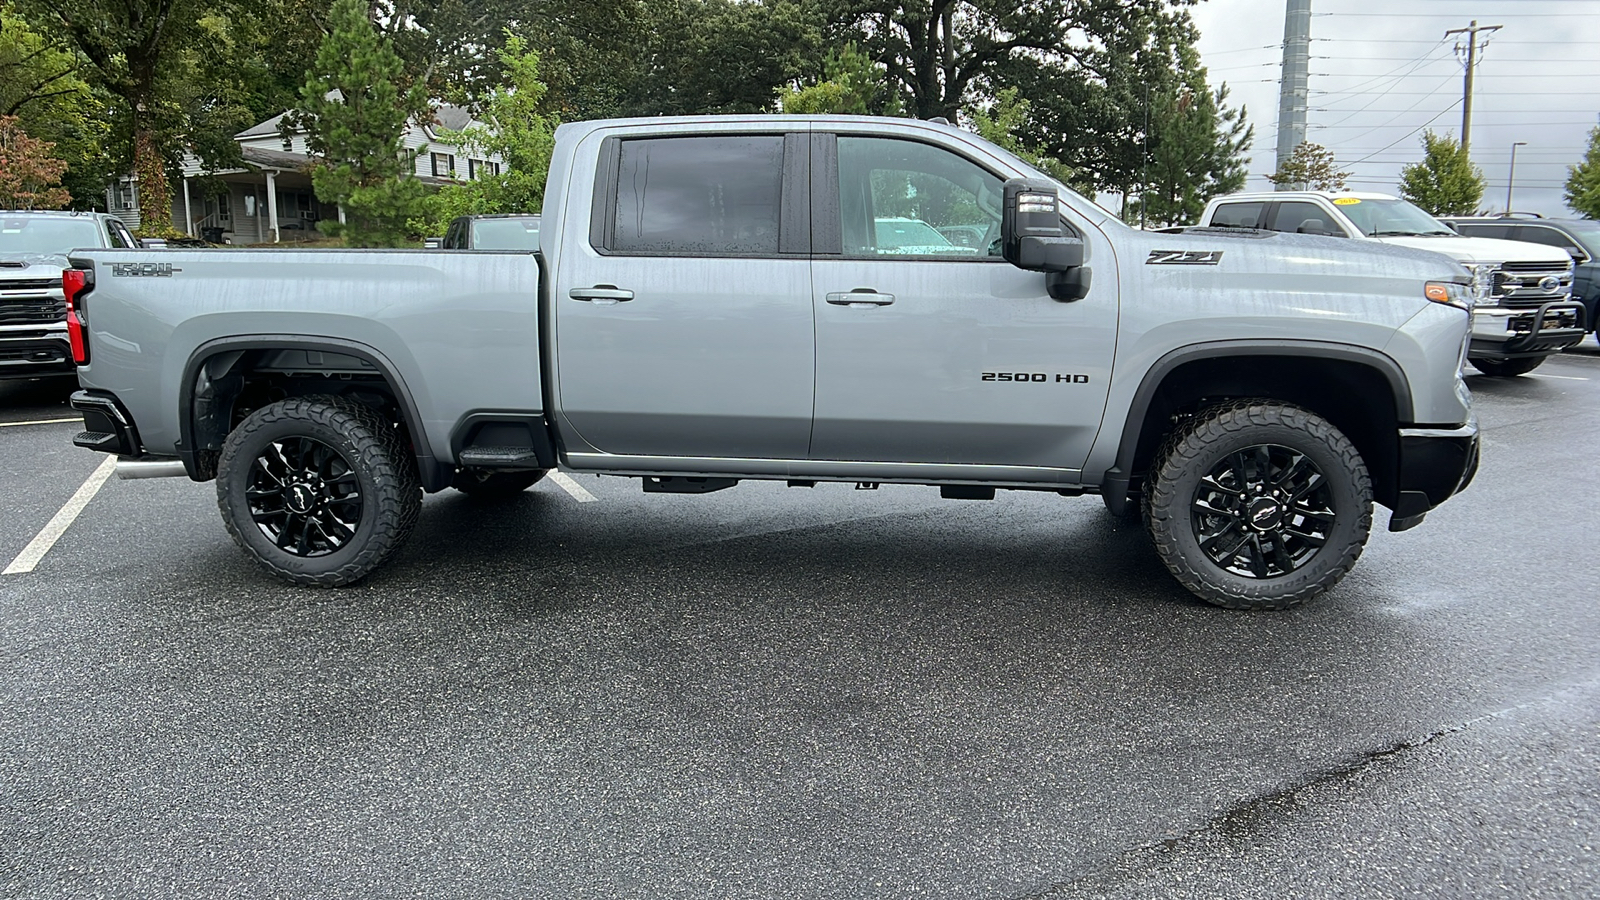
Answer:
[106,220,131,248]
[837,136,1003,258]
[1515,225,1586,257]
[611,135,785,256]
[1210,202,1264,229]
[1452,222,1506,240]
[443,221,462,249]
[1268,201,1340,235]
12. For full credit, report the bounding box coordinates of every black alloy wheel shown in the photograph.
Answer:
[1190,444,1335,579]
[246,436,363,556]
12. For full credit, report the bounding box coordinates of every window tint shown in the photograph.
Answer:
[1451,222,1506,240]
[1268,201,1340,235]
[837,136,1002,258]
[1512,225,1584,255]
[1210,202,1264,228]
[612,135,785,255]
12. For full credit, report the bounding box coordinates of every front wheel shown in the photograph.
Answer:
[1144,401,1373,611]
[216,397,421,586]
[1470,355,1545,377]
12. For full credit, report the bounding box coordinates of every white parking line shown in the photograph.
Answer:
[549,471,599,503]
[1529,373,1589,382]
[4,455,118,575]
[0,417,79,428]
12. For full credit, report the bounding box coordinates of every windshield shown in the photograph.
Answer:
[470,218,540,250]
[1334,198,1454,237]
[0,217,103,254]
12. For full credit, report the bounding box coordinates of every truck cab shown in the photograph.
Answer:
[441,214,541,250]
[1198,191,1585,376]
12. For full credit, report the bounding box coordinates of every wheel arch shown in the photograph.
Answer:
[1101,341,1411,514]
[178,335,450,491]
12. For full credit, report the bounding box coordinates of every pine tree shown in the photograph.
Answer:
[1130,47,1254,228]
[1268,142,1349,192]
[292,0,429,247]
[1566,125,1600,219]
[1399,131,1485,215]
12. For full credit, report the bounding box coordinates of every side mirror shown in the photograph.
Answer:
[1563,246,1589,263]
[1002,178,1085,272]
[1003,178,1090,300]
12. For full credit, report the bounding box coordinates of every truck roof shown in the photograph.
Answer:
[1211,191,1401,202]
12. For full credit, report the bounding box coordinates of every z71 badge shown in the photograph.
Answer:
[1146,250,1223,266]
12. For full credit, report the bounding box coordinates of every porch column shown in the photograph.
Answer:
[255,186,263,243]
[338,204,347,225]
[181,177,194,236]
[265,170,280,243]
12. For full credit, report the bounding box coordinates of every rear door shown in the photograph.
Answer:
[807,132,1117,470]
[552,129,815,460]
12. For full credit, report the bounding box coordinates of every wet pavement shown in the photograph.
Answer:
[2,349,1598,899]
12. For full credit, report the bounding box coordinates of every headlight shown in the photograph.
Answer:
[1425,280,1473,311]
[1460,263,1492,303]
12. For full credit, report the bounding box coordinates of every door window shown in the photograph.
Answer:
[1452,222,1506,240]
[1209,202,1264,228]
[1511,225,1588,259]
[837,137,1003,259]
[610,135,785,256]
[1268,201,1341,235]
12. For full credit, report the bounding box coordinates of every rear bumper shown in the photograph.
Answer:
[71,389,143,457]
[1470,301,1586,358]
[1389,420,1480,532]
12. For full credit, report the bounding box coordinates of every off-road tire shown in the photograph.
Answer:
[1469,355,1545,377]
[216,397,421,587]
[450,468,547,497]
[1144,400,1373,611]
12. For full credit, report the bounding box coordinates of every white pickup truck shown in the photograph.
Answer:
[62,116,1480,610]
[1198,191,1586,376]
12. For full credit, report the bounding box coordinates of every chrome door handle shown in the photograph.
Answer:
[825,290,895,307]
[569,285,635,303]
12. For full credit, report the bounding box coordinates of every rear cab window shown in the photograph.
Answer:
[1209,202,1265,229]
[605,135,787,256]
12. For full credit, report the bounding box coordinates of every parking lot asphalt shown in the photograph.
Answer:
[2,351,1598,899]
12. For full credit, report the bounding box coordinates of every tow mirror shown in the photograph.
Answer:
[1002,178,1090,300]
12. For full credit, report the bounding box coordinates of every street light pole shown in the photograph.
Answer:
[1506,141,1527,213]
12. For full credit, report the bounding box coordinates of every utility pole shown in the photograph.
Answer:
[1274,0,1313,188]
[1445,19,1501,158]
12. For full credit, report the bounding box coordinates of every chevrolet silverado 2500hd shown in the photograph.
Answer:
[63,116,1479,610]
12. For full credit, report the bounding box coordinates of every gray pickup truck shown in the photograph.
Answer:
[63,115,1479,610]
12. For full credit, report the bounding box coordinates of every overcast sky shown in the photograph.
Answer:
[1188,0,1600,215]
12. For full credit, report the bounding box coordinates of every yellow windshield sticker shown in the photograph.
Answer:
[1333,197,1361,205]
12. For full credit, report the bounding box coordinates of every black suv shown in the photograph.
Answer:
[1443,215,1600,344]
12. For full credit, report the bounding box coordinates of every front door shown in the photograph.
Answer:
[809,135,1117,471]
[553,132,815,461]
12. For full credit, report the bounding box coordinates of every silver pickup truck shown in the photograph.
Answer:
[63,115,1479,610]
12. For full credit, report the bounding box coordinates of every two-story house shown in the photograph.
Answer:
[107,101,503,243]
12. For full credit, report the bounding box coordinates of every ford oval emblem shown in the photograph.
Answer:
[1539,275,1561,292]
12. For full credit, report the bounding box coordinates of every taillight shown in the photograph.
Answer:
[63,267,93,365]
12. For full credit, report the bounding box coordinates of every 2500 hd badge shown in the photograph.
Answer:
[982,372,1091,383]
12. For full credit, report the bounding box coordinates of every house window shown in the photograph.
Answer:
[468,159,502,180]
[431,152,455,177]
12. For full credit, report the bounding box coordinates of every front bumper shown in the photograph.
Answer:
[1388,420,1480,532]
[1469,301,1587,358]
[0,333,73,379]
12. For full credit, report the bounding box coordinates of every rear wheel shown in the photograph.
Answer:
[450,468,546,497]
[1144,400,1372,610]
[1470,355,1545,377]
[216,397,420,586]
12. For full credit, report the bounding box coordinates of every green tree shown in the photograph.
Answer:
[18,0,210,232]
[0,115,72,208]
[779,43,901,115]
[1130,50,1253,227]
[419,33,558,231]
[1398,130,1484,216]
[292,0,430,247]
[1268,141,1349,192]
[620,0,823,116]
[1565,125,1600,218]
[969,87,1074,185]
[0,7,116,207]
